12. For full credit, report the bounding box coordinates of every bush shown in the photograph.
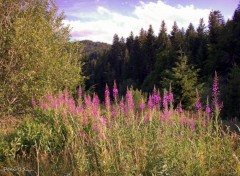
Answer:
[0,0,84,115]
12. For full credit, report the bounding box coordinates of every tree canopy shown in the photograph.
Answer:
[0,0,84,115]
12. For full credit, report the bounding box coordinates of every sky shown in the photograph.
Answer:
[55,0,239,44]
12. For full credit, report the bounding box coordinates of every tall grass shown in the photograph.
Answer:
[0,81,240,175]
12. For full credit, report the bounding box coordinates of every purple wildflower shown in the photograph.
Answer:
[84,95,92,107]
[51,100,58,109]
[99,117,107,126]
[212,71,223,111]
[126,89,134,110]
[148,95,154,109]
[58,92,64,103]
[113,81,118,101]
[189,121,196,130]
[31,98,36,107]
[46,94,53,102]
[177,104,183,113]
[195,102,202,111]
[78,86,82,98]
[64,89,69,98]
[206,106,211,114]
[180,117,188,125]
[92,93,100,106]
[163,90,168,110]
[168,84,174,103]
[153,89,161,106]
[92,124,100,132]
[140,98,145,110]
[144,114,150,123]
[195,89,202,111]
[119,97,124,110]
[105,84,110,109]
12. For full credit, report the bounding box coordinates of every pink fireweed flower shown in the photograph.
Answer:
[180,117,188,125]
[144,114,150,123]
[212,71,223,111]
[168,92,174,103]
[111,108,117,117]
[189,121,196,130]
[39,99,44,108]
[205,96,211,114]
[77,105,83,112]
[84,95,92,107]
[126,89,134,109]
[46,94,53,102]
[64,89,69,99]
[202,119,206,127]
[160,115,166,122]
[68,96,75,110]
[42,104,49,110]
[78,85,82,98]
[99,117,107,126]
[168,84,174,103]
[113,81,118,101]
[163,90,168,110]
[152,88,161,106]
[148,95,154,109]
[195,102,202,111]
[195,89,202,111]
[92,93,100,106]
[167,119,173,126]
[119,97,124,110]
[51,100,58,109]
[105,84,110,108]
[164,110,171,118]
[58,92,64,104]
[31,98,36,107]
[177,104,183,113]
[92,124,100,132]
[206,106,211,114]
[140,98,145,110]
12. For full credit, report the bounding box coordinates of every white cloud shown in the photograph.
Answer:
[63,1,211,44]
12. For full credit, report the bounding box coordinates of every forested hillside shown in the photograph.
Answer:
[1,1,240,175]
[82,7,240,119]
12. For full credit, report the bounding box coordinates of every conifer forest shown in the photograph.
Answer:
[0,0,240,175]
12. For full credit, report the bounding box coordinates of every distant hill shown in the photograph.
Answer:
[79,40,111,57]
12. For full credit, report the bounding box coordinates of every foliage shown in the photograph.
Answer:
[0,0,84,115]
[223,65,240,118]
[0,82,239,175]
[82,4,240,117]
[170,52,203,109]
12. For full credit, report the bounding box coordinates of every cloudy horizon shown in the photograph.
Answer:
[55,0,239,44]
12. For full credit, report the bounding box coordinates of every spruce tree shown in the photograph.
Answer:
[223,65,240,119]
[170,51,202,109]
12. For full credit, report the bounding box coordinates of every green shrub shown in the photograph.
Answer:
[0,0,84,115]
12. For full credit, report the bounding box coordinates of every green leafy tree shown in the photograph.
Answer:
[0,0,84,115]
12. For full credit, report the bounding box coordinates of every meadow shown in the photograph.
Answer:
[0,75,240,176]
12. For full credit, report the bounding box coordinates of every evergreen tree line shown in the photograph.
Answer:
[83,4,240,119]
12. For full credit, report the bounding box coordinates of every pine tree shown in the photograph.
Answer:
[223,65,240,119]
[185,23,198,65]
[170,21,184,51]
[196,18,208,78]
[171,51,202,109]
[205,10,225,74]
